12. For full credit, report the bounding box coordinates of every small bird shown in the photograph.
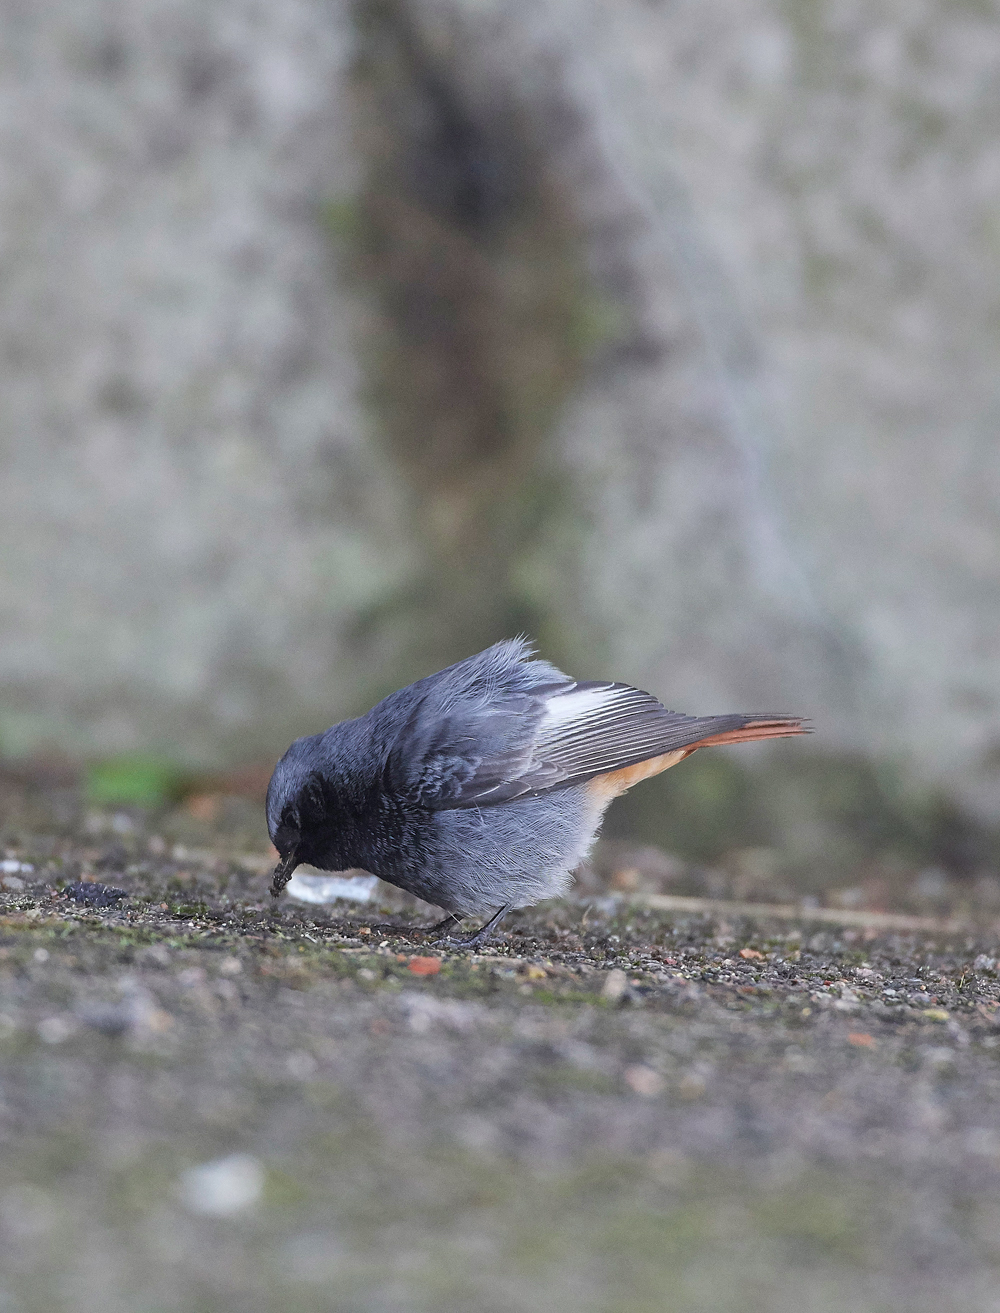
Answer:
[266,639,806,945]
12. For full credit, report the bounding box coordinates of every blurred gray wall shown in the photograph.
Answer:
[2,0,1000,827]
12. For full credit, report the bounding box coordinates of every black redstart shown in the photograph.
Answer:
[267,638,806,944]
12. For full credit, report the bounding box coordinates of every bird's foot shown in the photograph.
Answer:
[431,904,511,950]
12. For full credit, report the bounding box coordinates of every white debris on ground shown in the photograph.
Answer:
[285,870,379,905]
[0,859,33,890]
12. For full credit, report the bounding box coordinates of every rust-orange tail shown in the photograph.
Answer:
[587,715,808,803]
[685,716,809,750]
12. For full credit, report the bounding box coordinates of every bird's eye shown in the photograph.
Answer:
[278,806,300,837]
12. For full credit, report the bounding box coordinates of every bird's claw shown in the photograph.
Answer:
[431,904,511,950]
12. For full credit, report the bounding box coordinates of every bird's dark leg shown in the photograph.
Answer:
[434,904,512,950]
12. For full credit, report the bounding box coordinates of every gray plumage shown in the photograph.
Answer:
[266,638,806,928]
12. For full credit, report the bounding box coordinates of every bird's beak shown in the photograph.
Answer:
[270,848,299,899]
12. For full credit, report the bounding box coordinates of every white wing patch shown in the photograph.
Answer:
[535,683,672,763]
[537,684,625,733]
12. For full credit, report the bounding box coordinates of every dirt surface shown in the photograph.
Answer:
[2,789,1000,1312]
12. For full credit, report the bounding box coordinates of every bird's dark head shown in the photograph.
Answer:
[265,735,330,897]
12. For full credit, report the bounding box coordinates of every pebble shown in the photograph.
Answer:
[178,1154,264,1216]
[624,1065,664,1097]
[37,1016,75,1044]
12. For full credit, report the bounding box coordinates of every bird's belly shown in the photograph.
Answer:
[412,789,598,916]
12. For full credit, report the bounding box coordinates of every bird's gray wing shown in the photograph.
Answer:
[408,679,804,810]
[377,639,566,808]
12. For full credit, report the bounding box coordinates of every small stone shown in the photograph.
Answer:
[624,1065,664,1097]
[847,1032,876,1048]
[601,969,628,1002]
[37,1016,75,1044]
[178,1154,264,1217]
[79,1003,134,1037]
[408,957,441,976]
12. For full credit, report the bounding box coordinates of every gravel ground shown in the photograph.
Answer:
[2,789,1000,1312]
